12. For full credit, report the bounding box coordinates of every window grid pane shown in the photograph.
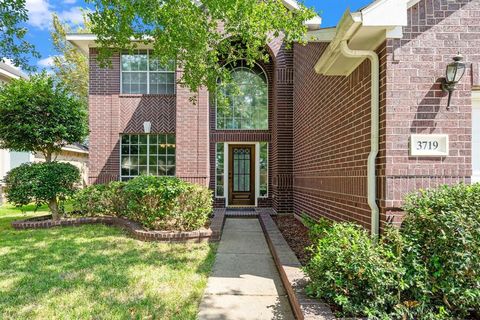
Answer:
[216,65,268,130]
[121,50,175,94]
[259,142,268,197]
[216,143,225,197]
[121,134,176,180]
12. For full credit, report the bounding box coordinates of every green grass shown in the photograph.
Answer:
[0,205,217,320]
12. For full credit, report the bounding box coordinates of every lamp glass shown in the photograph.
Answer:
[446,63,457,83]
[454,62,466,82]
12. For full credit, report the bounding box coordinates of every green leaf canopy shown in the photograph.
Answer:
[0,74,88,161]
[87,0,316,92]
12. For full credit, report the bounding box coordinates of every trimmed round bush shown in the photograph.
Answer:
[5,162,80,219]
[304,220,404,319]
[73,176,212,231]
[402,183,480,319]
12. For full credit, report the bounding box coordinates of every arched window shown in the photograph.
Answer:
[216,63,268,130]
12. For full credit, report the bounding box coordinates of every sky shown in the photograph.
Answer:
[19,0,373,72]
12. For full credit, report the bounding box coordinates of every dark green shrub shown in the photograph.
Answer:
[74,176,213,231]
[402,183,480,319]
[73,181,126,216]
[4,162,80,219]
[122,176,212,231]
[304,222,404,319]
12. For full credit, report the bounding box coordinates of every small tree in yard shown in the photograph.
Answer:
[5,163,80,220]
[0,74,88,219]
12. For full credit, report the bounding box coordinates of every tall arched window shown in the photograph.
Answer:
[216,63,268,130]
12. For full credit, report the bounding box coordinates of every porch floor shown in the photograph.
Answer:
[198,218,294,319]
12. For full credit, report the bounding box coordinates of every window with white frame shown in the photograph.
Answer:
[216,62,268,130]
[215,143,225,197]
[121,50,175,94]
[259,142,268,197]
[120,134,175,181]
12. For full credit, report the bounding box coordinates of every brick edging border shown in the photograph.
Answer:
[11,208,226,243]
[258,213,336,320]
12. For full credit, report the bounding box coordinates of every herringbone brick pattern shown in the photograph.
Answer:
[120,95,176,133]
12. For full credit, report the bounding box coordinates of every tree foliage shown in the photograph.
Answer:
[4,162,80,220]
[87,0,316,92]
[51,13,90,107]
[0,73,88,161]
[0,0,39,71]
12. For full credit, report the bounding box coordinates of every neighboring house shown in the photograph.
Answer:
[0,63,89,203]
[68,0,479,235]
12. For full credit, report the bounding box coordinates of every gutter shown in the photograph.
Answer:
[340,40,380,237]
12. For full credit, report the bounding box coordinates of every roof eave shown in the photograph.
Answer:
[314,0,409,76]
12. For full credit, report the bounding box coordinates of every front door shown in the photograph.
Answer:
[228,145,255,206]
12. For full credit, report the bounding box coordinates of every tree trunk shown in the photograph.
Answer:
[45,152,52,163]
[49,197,60,221]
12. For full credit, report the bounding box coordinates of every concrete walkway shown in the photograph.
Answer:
[198,218,294,320]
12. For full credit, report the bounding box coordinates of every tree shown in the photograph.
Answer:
[51,13,90,107]
[0,73,88,162]
[0,0,39,71]
[0,74,87,219]
[87,0,315,92]
[5,162,80,220]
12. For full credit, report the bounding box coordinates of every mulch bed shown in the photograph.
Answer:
[273,215,312,265]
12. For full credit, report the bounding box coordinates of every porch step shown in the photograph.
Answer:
[226,208,257,217]
[225,207,277,217]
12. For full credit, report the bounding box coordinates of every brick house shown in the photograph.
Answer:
[68,0,480,235]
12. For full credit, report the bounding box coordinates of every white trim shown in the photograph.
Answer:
[303,28,336,42]
[61,147,89,154]
[119,133,176,181]
[0,68,21,80]
[255,143,260,202]
[258,142,269,198]
[120,50,176,95]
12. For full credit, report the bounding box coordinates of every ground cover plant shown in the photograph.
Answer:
[0,204,216,320]
[73,176,213,231]
[304,183,480,320]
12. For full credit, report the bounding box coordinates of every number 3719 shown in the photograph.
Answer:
[417,141,439,150]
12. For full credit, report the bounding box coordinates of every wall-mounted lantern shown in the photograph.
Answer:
[442,53,466,110]
[143,121,152,133]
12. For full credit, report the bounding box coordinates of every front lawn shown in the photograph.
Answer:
[0,205,216,320]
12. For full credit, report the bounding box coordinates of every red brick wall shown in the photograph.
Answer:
[381,0,478,225]
[293,0,479,229]
[208,37,295,213]
[176,78,210,186]
[89,49,209,185]
[89,49,121,183]
[292,42,382,229]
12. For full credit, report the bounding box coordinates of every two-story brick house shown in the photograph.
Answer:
[68,0,480,235]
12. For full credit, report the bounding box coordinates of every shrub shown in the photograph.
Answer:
[304,222,404,319]
[73,176,212,231]
[402,183,480,319]
[4,162,80,219]
[122,176,212,231]
[73,181,126,216]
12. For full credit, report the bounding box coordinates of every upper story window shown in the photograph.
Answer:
[121,50,175,94]
[216,63,268,130]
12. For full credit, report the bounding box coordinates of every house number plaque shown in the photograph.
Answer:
[410,134,449,157]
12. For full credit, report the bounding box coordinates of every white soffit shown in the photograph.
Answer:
[362,0,407,26]
[304,28,336,42]
[314,0,409,76]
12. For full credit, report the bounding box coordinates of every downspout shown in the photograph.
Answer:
[340,40,380,238]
